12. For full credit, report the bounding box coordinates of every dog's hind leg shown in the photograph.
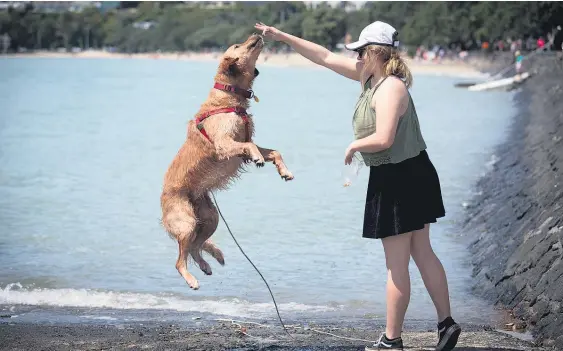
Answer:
[163,198,200,290]
[176,236,200,290]
[190,194,223,275]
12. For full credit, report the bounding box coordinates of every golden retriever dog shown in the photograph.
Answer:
[160,34,293,290]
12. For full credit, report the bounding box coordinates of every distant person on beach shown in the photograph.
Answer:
[510,39,517,53]
[537,37,546,51]
[526,37,534,51]
[255,20,461,351]
[515,50,524,74]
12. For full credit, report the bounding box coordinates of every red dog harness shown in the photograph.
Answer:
[195,106,250,142]
[194,82,256,143]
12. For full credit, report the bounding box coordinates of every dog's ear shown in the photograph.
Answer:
[254,68,260,77]
[221,57,240,76]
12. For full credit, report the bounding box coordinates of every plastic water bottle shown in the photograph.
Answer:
[342,154,364,187]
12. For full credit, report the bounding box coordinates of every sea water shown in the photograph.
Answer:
[0,57,516,325]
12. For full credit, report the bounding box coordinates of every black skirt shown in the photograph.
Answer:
[362,150,446,240]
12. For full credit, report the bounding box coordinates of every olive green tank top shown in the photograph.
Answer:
[352,76,427,167]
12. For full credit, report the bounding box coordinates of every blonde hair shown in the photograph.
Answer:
[360,45,413,89]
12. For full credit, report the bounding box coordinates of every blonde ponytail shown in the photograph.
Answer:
[362,45,413,89]
[383,50,413,88]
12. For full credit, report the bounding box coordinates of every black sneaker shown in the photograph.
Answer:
[436,317,461,351]
[365,333,404,350]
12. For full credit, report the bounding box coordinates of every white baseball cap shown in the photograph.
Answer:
[345,21,400,51]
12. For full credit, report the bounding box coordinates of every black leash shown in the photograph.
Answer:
[210,191,294,339]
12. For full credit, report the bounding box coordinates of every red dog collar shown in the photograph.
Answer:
[213,82,254,99]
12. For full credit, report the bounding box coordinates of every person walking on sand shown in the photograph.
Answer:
[515,50,524,74]
[254,21,462,351]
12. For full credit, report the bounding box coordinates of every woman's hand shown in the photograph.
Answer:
[344,142,357,165]
[254,22,283,41]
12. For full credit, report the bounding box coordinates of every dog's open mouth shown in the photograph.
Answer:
[249,36,263,50]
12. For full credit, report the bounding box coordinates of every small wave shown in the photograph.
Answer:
[0,283,337,318]
[81,315,118,321]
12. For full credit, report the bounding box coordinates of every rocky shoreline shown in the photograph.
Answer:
[462,52,563,350]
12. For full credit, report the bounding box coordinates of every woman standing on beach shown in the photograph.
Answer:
[254,21,462,351]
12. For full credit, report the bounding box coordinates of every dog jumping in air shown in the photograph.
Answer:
[160,34,294,290]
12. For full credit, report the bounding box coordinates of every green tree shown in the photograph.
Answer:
[1,1,562,54]
[301,3,346,49]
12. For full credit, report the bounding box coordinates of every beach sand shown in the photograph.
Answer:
[0,319,543,351]
[5,49,488,79]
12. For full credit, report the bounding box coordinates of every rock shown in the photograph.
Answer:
[463,54,563,349]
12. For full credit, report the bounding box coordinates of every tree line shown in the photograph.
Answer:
[1,1,562,54]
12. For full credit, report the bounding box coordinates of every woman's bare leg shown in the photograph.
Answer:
[410,223,451,321]
[381,231,413,339]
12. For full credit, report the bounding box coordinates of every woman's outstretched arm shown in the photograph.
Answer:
[255,22,361,81]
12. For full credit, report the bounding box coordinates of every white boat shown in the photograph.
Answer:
[468,72,531,92]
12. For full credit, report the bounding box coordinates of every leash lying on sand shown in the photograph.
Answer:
[210,191,379,344]
[215,318,378,343]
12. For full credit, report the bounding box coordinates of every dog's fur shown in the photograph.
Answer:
[160,34,293,290]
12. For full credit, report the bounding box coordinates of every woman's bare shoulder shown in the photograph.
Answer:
[372,76,409,113]
[382,75,408,91]
[374,76,408,99]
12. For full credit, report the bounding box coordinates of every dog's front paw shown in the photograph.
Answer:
[281,170,294,181]
[253,157,265,167]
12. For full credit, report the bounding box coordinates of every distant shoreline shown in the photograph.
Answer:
[4,49,488,79]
